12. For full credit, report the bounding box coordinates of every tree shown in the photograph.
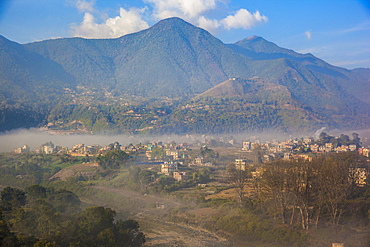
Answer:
[32,200,59,236]
[1,187,26,211]
[115,219,146,247]
[315,153,359,225]
[226,163,251,207]
[318,132,330,145]
[261,160,291,224]
[67,207,145,247]
[48,189,81,214]
[0,209,18,246]
[352,132,361,148]
[97,150,129,169]
[25,185,47,200]
[285,160,313,230]
[78,206,116,237]
[200,145,216,158]
[150,146,166,160]
[260,152,366,230]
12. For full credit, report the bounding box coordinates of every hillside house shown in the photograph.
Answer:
[42,145,54,154]
[194,156,204,165]
[336,145,349,152]
[235,158,248,170]
[165,149,180,160]
[359,148,369,157]
[283,153,291,160]
[14,145,30,154]
[349,144,357,151]
[173,171,188,181]
[161,162,178,174]
[242,141,252,151]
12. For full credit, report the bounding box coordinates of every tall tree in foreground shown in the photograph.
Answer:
[227,163,251,207]
[314,152,359,225]
[261,152,365,230]
[261,160,291,224]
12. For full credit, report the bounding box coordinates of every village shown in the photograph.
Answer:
[6,133,370,247]
[12,132,370,185]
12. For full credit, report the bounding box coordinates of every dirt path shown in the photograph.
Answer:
[87,185,231,247]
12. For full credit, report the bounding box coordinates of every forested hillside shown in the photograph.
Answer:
[0,17,369,134]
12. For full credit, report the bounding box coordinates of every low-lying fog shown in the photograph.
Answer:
[0,128,369,153]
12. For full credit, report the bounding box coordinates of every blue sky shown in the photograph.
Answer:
[0,0,369,69]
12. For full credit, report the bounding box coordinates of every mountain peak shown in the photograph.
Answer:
[152,17,194,30]
[235,36,270,47]
[158,17,189,24]
[245,36,263,41]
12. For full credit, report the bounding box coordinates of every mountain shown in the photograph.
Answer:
[24,18,252,97]
[229,36,370,105]
[0,35,75,102]
[0,17,369,134]
[0,35,76,131]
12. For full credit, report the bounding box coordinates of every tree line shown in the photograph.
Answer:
[256,152,369,230]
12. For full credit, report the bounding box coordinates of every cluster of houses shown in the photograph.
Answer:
[242,136,369,163]
[239,136,369,187]
[12,133,370,184]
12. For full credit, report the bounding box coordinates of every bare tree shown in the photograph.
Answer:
[226,163,251,207]
[316,153,359,225]
[285,160,313,230]
[261,160,291,224]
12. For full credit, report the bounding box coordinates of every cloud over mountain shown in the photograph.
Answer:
[146,0,219,19]
[221,9,268,30]
[71,0,268,38]
[71,5,149,39]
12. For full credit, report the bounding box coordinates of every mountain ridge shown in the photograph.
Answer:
[0,17,369,134]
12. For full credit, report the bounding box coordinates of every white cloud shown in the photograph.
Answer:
[73,0,96,13]
[70,0,268,39]
[221,9,268,30]
[146,0,219,19]
[197,16,220,34]
[146,1,268,33]
[72,7,149,39]
[305,30,312,39]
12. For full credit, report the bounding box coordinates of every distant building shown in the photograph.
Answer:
[235,158,248,171]
[349,144,357,151]
[360,148,369,157]
[194,156,204,165]
[173,171,188,181]
[310,144,319,152]
[166,149,180,160]
[303,138,313,144]
[325,143,333,150]
[14,145,30,154]
[283,153,291,160]
[336,145,349,152]
[242,142,252,151]
[161,162,178,174]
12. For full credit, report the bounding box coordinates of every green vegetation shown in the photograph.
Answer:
[0,185,145,247]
